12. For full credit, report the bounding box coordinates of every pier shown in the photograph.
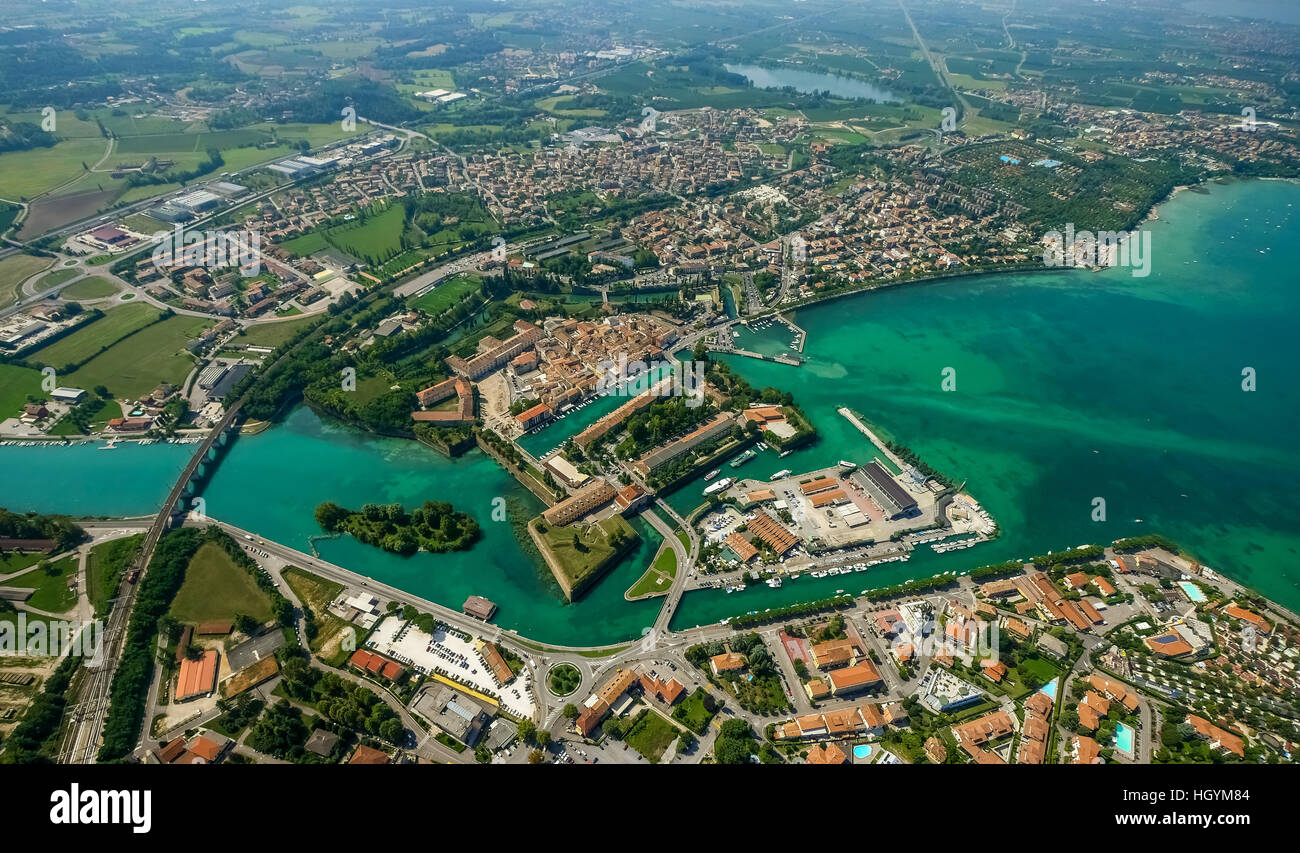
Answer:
[838,406,909,471]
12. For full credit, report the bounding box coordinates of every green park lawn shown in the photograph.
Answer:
[625,544,677,599]
[625,708,683,764]
[10,554,79,614]
[169,541,273,625]
[0,550,46,575]
[535,515,638,590]
[59,276,120,300]
[671,687,718,734]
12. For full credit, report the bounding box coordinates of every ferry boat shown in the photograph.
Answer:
[702,477,733,496]
[729,449,757,468]
[769,469,792,481]
[704,469,721,481]
[838,460,858,470]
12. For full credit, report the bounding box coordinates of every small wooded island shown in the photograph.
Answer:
[314,501,481,555]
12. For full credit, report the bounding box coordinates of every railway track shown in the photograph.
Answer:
[54,402,244,764]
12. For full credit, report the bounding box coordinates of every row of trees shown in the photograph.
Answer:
[0,510,85,551]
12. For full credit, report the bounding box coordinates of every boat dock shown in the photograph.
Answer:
[776,313,806,353]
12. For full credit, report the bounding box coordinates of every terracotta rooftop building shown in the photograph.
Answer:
[175,650,219,702]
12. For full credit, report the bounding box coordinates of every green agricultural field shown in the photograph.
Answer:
[408,274,480,315]
[10,554,79,614]
[323,203,406,261]
[0,200,20,234]
[237,315,315,349]
[0,137,110,200]
[60,313,213,400]
[250,122,371,148]
[59,276,119,300]
[0,253,53,309]
[2,109,102,138]
[279,231,330,257]
[27,302,160,369]
[169,541,273,625]
[95,110,194,137]
[0,364,43,419]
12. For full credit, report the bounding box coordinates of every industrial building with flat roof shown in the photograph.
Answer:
[413,683,491,746]
[851,461,918,518]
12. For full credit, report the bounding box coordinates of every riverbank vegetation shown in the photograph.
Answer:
[0,509,85,552]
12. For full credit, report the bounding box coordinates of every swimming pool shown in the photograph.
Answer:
[853,744,872,760]
[1178,581,1207,603]
[1039,679,1058,701]
[1116,722,1135,754]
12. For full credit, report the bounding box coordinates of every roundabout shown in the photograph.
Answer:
[546,662,582,698]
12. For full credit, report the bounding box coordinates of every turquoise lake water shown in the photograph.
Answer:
[3,179,1298,645]
[724,63,899,103]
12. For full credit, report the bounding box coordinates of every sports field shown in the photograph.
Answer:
[408,274,480,315]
